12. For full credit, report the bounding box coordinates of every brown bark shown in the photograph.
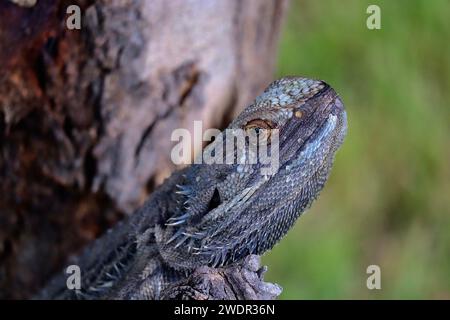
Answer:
[0,0,287,299]
[161,256,282,300]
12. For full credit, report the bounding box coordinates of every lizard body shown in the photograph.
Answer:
[37,77,347,299]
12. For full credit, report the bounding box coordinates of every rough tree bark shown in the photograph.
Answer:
[0,0,288,299]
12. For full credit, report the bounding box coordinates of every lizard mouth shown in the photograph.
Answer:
[271,85,345,172]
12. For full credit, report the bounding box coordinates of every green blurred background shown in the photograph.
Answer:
[262,0,450,299]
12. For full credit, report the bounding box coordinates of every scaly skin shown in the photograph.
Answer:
[37,77,347,299]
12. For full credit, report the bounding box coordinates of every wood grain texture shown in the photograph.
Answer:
[0,0,288,298]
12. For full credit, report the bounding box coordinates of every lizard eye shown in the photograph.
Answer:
[244,119,274,143]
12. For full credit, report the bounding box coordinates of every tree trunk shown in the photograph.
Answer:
[0,0,287,299]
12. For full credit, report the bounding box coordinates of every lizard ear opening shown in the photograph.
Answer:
[207,188,221,211]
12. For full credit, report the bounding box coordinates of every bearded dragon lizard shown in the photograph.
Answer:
[37,77,347,299]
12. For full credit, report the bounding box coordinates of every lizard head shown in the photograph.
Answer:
[156,77,347,269]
